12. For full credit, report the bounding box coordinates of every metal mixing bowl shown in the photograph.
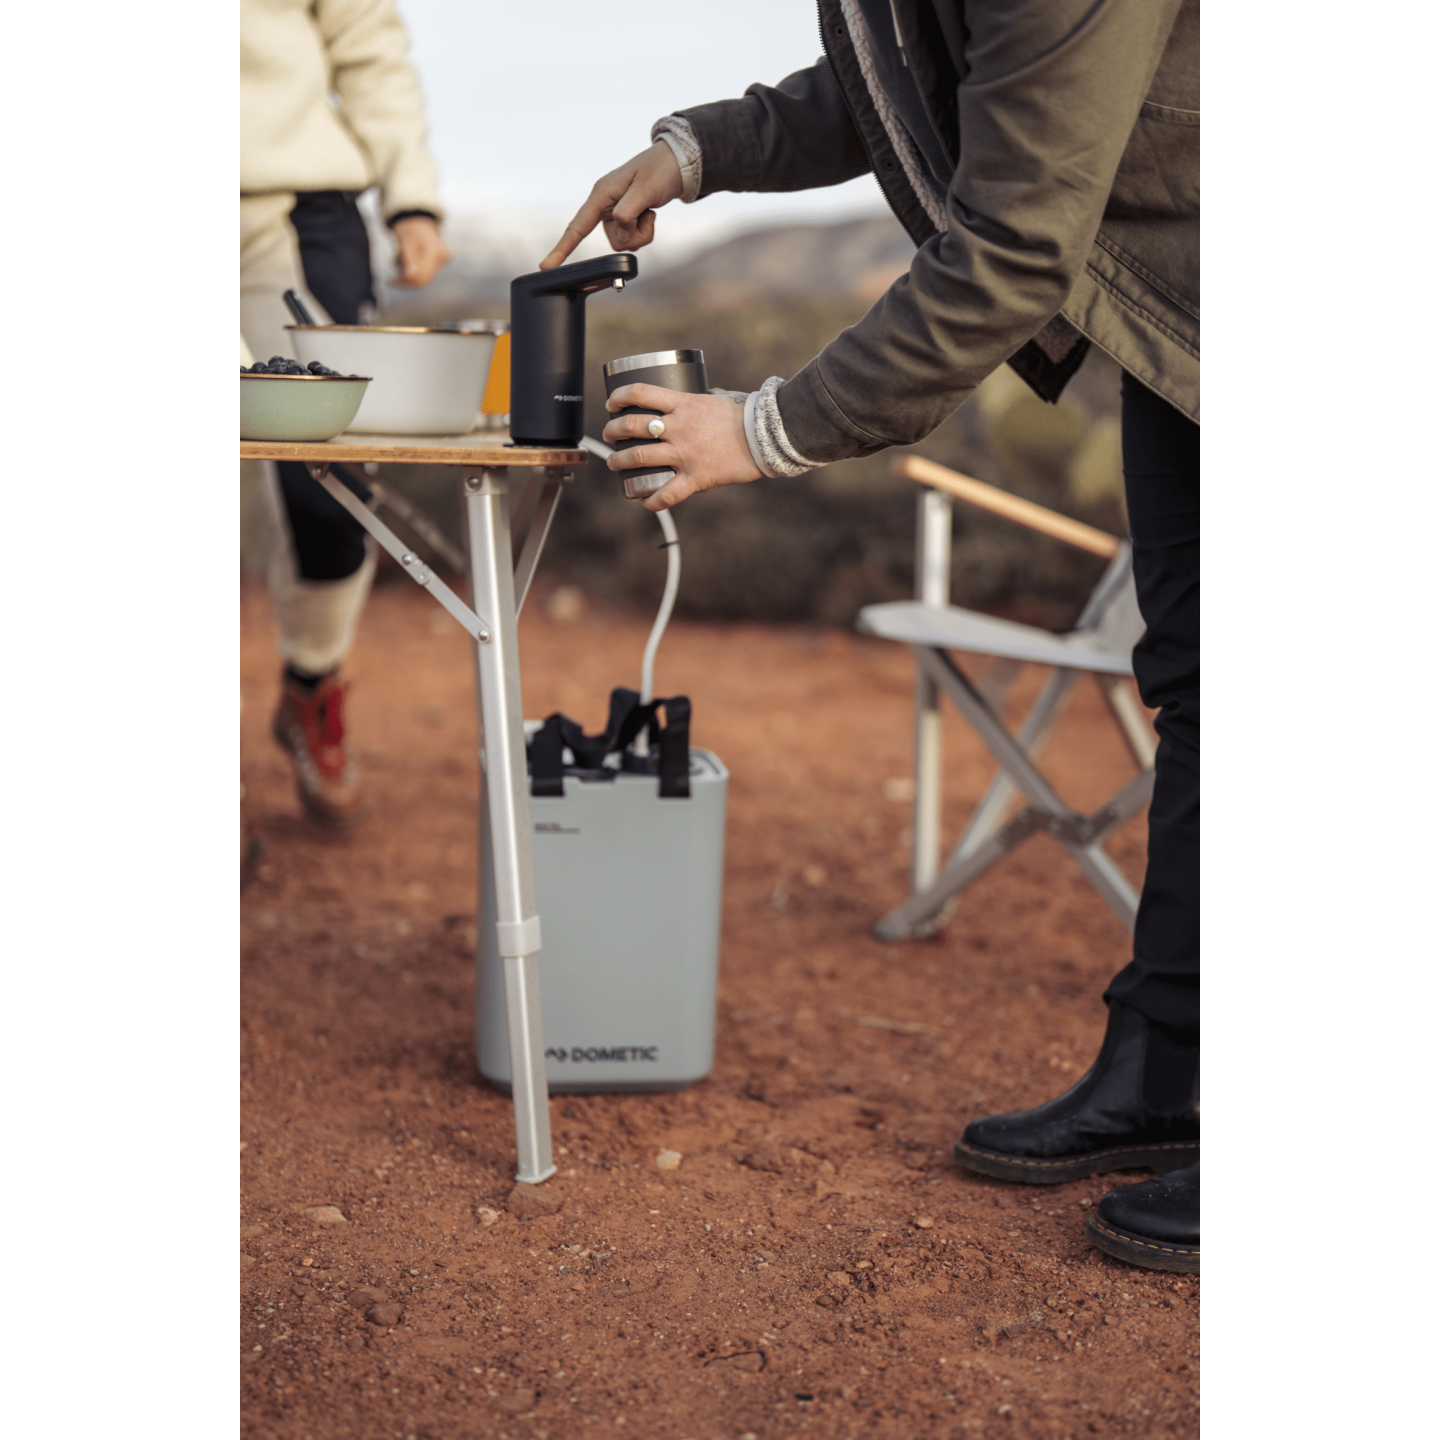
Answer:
[287,325,501,435]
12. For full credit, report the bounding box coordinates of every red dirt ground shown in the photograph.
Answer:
[240,574,1198,1440]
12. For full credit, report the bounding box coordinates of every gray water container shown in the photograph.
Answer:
[476,748,727,1093]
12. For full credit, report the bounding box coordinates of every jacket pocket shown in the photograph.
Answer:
[1107,102,1199,223]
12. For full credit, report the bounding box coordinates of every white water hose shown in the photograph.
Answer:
[580,436,681,704]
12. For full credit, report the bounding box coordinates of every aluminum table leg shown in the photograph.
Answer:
[301,461,556,1185]
[464,468,555,1184]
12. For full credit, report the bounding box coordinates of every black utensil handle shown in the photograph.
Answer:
[283,289,316,326]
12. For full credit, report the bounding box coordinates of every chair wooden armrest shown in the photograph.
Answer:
[891,454,1121,560]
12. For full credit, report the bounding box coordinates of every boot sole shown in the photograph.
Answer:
[952,1138,1199,1186]
[1084,1213,1199,1274]
[295,791,368,829]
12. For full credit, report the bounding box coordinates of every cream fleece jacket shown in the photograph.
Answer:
[241,0,442,221]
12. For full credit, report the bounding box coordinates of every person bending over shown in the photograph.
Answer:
[542,0,1199,1273]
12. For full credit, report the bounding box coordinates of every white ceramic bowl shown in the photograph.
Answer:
[287,324,501,435]
[241,373,371,442]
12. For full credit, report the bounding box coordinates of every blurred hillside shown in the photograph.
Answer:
[634,216,915,309]
[373,215,917,320]
[253,213,1128,631]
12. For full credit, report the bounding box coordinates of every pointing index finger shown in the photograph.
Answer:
[540,188,612,269]
[540,218,594,270]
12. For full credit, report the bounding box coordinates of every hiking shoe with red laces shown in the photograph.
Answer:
[271,670,363,825]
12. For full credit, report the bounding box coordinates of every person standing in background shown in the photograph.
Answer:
[241,0,450,825]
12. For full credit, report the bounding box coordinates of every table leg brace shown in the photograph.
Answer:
[306,464,491,643]
[465,469,555,1184]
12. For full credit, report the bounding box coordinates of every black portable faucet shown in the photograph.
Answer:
[509,253,639,445]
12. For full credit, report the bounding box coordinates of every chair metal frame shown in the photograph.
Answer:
[858,460,1156,941]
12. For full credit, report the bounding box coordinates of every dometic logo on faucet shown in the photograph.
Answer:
[553,394,584,402]
[545,1046,659,1064]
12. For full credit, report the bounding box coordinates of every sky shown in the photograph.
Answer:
[394,0,889,263]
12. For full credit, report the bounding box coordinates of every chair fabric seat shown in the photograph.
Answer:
[858,601,1135,676]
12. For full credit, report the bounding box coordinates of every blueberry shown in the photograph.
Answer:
[249,363,270,373]
[306,360,325,374]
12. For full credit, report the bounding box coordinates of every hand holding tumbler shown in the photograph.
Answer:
[602,350,708,500]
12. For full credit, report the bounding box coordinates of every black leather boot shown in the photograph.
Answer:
[1085,1160,1199,1273]
[953,1002,1198,1184]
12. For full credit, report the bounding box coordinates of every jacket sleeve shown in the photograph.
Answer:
[671,57,871,196]
[317,0,443,222]
[777,0,1185,464]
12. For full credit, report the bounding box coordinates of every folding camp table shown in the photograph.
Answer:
[241,431,587,1185]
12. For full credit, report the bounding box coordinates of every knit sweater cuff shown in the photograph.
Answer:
[744,377,824,479]
[651,117,702,204]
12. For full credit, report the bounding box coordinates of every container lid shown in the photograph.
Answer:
[603,349,704,378]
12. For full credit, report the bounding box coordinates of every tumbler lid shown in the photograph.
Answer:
[603,349,704,378]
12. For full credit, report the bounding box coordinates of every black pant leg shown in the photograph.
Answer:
[1102,372,1200,1034]
[274,462,374,582]
[276,192,377,585]
[289,190,377,326]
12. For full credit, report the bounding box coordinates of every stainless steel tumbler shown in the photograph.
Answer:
[602,349,709,499]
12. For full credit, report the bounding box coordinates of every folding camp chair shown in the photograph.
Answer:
[857,455,1157,941]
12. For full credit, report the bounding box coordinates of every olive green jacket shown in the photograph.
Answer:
[669,0,1198,465]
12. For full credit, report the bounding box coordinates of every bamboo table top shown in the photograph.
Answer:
[240,431,588,467]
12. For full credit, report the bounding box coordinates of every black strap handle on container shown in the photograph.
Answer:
[529,687,691,799]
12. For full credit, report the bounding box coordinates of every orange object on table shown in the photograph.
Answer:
[482,330,511,418]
